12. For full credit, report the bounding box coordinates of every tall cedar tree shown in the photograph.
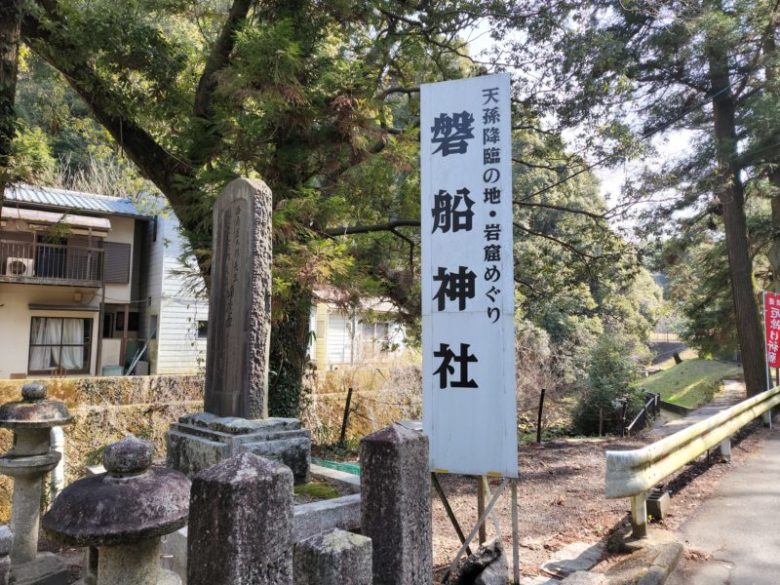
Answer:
[507,0,780,395]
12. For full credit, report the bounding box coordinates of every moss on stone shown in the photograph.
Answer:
[294,481,340,501]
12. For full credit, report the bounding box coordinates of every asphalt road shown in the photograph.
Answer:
[668,429,780,585]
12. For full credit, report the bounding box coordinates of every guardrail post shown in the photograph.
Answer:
[630,492,648,538]
[719,438,732,462]
[763,410,773,429]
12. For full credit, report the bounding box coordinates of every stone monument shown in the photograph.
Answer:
[0,382,72,585]
[167,177,310,482]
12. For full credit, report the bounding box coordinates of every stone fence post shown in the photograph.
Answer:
[187,452,294,585]
[294,529,372,585]
[360,423,432,585]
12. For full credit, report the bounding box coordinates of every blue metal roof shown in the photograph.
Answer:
[3,184,152,218]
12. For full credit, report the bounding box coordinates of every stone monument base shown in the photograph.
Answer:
[12,552,69,585]
[166,413,310,483]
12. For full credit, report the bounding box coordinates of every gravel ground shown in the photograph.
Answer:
[432,420,771,583]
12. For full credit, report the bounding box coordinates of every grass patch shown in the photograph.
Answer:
[294,481,341,501]
[640,359,742,409]
[655,348,698,371]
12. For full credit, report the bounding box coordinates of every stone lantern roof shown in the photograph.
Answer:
[0,383,72,430]
[43,436,190,547]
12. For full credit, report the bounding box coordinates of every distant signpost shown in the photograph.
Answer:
[420,73,518,478]
[764,292,780,368]
[764,292,780,390]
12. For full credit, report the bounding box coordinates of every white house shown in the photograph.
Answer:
[308,288,409,372]
[0,184,410,380]
[0,184,207,378]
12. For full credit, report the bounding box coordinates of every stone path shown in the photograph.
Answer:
[667,428,780,585]
[540,542,605,579]
[647,379,745,439]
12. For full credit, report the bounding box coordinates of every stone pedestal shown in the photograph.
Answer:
[0,383,72,585]
[187,452,294,585]
[43,437,190,585]
[167,412,310,483]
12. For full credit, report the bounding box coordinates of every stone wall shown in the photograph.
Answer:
[302,365,422,445]
[0,369,422,519]
[0,375,204,521]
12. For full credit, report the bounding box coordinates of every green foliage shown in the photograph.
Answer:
[513,130,662,393]
[14,47,154,194]
[293,481,341,501]
[573,334,644,435]
[507,0,780,394]
[10,124,55,183]
[662,195,772,357]
[8,0,668,413]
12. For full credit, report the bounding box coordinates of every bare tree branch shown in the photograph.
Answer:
[322,219,419,237]
[514,222,600,261]
[515,200,607,221]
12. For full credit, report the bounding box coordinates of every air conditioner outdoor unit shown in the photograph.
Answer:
[6,257,34,277]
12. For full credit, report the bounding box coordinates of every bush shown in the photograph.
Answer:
[573,334,645,435]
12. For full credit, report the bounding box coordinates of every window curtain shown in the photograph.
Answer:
[58,319,84,370]
[29,318,53,371]
[29,318,85,371]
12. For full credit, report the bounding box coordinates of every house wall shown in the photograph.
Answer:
[145,212,208,375]
[327,312,355,365]
[309,303,408,370]
[0,283,100,378]
[0,214,140,379]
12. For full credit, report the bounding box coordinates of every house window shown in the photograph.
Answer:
[103,242,132,284]
[360,321,391,359]
[28,317,92,374]
[116,311,140,333]
[197,320,208,339]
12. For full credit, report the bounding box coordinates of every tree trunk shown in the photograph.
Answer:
[268,287,313,418]
[764,16,780,292]
[0,0,23,198]
[707,27,767,396]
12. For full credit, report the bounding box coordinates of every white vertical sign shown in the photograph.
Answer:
[421,73,518,478]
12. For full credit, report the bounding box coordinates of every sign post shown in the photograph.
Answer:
[764,291,780,391]
[421,72,518,478]
[421,73,519,581]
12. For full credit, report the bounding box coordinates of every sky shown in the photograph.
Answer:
[464,23,695,236]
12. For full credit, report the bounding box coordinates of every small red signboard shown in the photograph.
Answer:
[765,292,780,368]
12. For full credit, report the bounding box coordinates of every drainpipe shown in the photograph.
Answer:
[95,251,106,376]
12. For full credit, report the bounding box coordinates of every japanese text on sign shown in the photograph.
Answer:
[765,292,780,368]
[421,73,518,478]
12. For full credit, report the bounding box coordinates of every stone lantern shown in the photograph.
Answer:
[43,436,190,585]
[0,382,72,584]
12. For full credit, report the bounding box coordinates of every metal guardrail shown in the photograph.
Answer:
[625,392,661,436]
[605,385,780,537]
